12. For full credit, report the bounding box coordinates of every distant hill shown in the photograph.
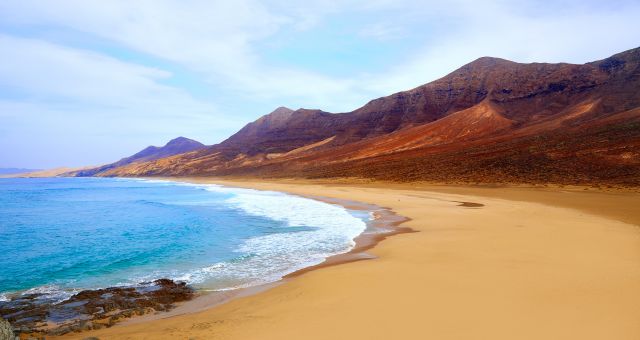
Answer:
[0,167,100,178]
[79,47,640,186]
[73,137,205,176]
[0,168,41,175]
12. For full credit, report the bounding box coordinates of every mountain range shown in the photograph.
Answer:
[73,47,640,186]
[73,137,205,176]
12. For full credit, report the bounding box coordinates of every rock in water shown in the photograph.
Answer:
[0,279,194,337]
[0,318,14,340]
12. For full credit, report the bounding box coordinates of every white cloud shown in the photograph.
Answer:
[0,1,372,112]
[359,23,406,41]
[0,34,244,167]
[4,0,637,110]
[0,0,638,167]
[356,0,640,95]
[2,0,638,108]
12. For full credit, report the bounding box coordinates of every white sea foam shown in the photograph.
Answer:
[84,179,368,291]
[7,178,370,297]
[20,285,79,303]
[178,183,367,290]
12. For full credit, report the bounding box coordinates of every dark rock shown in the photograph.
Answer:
[547,82,567,92]
[599,57,626,72]
[0,279,194,337]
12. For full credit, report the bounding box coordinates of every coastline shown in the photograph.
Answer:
[2,178,405,338]
[56,179,640,340]
[106,181,410,328]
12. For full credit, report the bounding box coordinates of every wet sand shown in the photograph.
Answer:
[58,179,640,340]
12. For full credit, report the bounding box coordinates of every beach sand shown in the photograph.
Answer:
[57,180,640,340]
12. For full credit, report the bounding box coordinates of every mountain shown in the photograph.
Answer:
[74,137,205,176]
[83,47,640,186]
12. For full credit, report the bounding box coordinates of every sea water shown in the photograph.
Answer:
[0,177,368,302]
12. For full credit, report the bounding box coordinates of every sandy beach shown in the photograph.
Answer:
[57,180,640,340]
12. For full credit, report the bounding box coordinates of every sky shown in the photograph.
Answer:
[1,0,639,168]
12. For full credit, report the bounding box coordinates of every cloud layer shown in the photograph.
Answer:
[1,0,639,167]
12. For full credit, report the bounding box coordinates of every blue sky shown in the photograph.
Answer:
[1,0,639,168]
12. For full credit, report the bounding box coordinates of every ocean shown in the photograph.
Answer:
[0,177,369,302]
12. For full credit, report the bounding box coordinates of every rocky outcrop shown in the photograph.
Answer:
[0,279,194,337]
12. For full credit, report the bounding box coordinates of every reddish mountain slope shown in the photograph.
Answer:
[87,47,640,185]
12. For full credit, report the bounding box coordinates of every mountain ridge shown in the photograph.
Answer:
[73,137,205,176]
[77,47,640,186]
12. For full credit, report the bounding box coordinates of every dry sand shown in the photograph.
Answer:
[58,180,640,340]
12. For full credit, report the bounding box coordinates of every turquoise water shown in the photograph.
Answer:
[0,178,368,301]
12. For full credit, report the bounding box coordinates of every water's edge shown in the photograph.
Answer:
[115,178,412,327]
[1,178,411,337]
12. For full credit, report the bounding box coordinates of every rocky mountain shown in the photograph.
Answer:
[82,47,640,186]
[74,137,205,176]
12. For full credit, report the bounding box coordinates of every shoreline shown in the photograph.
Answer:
[57,179,640,339]
[153,177,414,280]
[30,178,411,334]
[121,179,411,320]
